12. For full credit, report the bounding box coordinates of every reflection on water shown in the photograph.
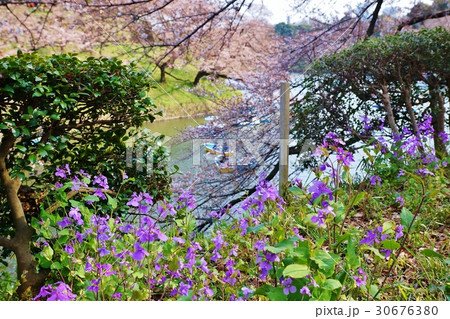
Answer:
[142,117,206,172]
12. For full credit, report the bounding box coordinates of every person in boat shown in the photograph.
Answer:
[222,142,229,156]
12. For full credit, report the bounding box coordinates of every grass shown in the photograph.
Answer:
[4,42,238,119]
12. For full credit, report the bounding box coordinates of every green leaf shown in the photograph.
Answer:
[41,246,54,261]
[28,153,37,164]
[266,287,288,301]
[400,207,416,231]
[311,250,336,274]
[51,262,62,270]
[349,192,366,208]
[168,257,179,272]
[283,264,309,278]
[265,246,283,254]
[382,240,400,250]
[346,237,360,269]
[366,246,386,259]
[421,249,443,259]
[106,193,118,209]
[37,149,48,157]
[50,114,60,120]
[15,145,26,153]
[84,195,100,202]
[323,279,342,290]
[177,291,193,301]
[288,186,304,196]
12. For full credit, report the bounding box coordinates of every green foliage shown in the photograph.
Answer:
[292,27,450,156]
[0,52,172,254]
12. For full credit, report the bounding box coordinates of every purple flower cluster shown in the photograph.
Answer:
[241,174,284,217]
[360,223,404,258]
[311,205,335,227]
[369,175,382,187]
[34,282,77,301]
[308,180,333,204]
[353,268,367,287]
[126,192,154,214]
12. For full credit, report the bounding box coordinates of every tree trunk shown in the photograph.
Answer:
[159,63,167,83]
[430,85,448,157]
[0,132,48,299]
[193,70,210,86]
[365,0,384,38]
[403,86,419,136]
[380,84,399,135]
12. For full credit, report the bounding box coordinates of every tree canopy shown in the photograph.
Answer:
[293,27,450,158]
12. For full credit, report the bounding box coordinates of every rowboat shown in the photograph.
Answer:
[204,143,232,157]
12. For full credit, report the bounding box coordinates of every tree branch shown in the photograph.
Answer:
[397,9,450,32]
[365,0,383,39]
[46,187,117,214]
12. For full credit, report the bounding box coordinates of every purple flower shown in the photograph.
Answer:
[300,286,311,297]
[98,247,110,257]
[75,231,84,243]
[64,244,74,255]
[281,277,297,295]
[254,240,266,252]
[370,175,382,186]
[55,182,63,189]
[34,282,77,301]
[336,147,355,166]
[178,282,190,296]
[397,170,405,178]
[127,192,142,207]
[308,180,333,203]
[93,174,109,189]
[199,258,210,273]
[57,217,72,229]
[55,167,67,179]
[177,190,196,210]
[311,211,326,227]
[395,196,404,206]
[353,268,367,287]
[211,231,225,250]
[292,178,302,187]
[172,236,186,244]
[359,227,383,246]
[394,224,404,240]
[131,242,148,261]
[438,131,449,144]
[242,287,254,298]
[380,249,392,258]
[415,168,435,177]
[111,292,122,300]
[69,207,83,225]
[238,218,249,236]
[264,251,279,262]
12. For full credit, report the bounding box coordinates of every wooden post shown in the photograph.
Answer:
[279,82,290,197]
